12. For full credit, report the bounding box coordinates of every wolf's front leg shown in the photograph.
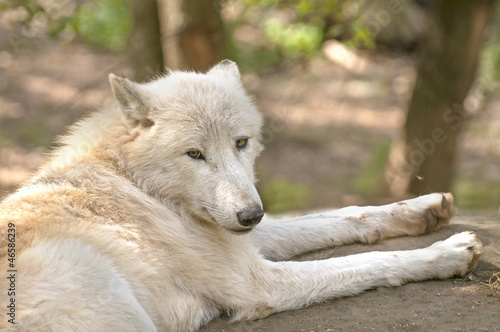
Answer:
[251,193,455,260]
[243,232,481,320]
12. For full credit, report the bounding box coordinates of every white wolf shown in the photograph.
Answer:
[0,60,481,331]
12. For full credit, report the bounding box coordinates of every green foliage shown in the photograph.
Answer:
[243,0,279,9]
[262,19,323,58]
[453,178,500,210]
[1,0,132,51]
[353,140,391,195]
[478,3,500,89]
[2,0,44,20]
[1,0,68,36]
[226,25,281,72]
[230,45,281,73]
[229,0,376,69]
[19,122,53,147]
[0,134,13,149]
[347,21,376,50]
[72,0,132,51]
[1,121,53,148]
[259,179,311,213]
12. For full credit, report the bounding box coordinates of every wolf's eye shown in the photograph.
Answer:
[187,149,204,160]
[236,138,248,150]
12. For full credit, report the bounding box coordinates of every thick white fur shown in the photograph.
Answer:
[0,61,481,331]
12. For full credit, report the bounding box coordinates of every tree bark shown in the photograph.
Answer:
[129,0,164,81]
[383,0,495,197]
[156,0,227,71]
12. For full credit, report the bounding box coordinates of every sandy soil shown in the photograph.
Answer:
[1,13,499,332]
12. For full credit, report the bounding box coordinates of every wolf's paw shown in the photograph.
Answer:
[392,193,455,236]
[430,231,482,278]
[424,192,456,231]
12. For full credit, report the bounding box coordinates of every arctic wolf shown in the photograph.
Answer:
[0,60,481,331]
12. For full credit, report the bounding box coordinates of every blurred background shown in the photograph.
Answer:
[1,0,500,213]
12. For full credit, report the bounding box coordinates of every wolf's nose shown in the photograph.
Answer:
[237,206,264,227]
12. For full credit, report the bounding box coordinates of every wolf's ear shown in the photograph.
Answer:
[109,74,154,127]
[208,59,241,80]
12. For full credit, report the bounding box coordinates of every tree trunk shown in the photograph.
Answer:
[156,0,227,71]
[383,0,495,197]
[129,0,164,81]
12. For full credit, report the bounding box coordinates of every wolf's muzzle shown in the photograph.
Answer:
[237,206,264,227]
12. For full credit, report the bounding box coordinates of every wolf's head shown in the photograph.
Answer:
[109,60,264,233]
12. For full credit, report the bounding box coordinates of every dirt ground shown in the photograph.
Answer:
[1,14,499,332]
[201,215,500,332]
